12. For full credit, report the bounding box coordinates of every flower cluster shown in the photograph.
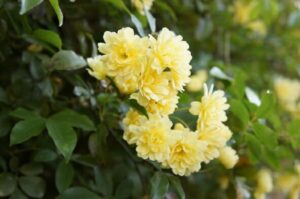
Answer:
[123,84,237,176]
[88,27,238,176]
[274,76,300,118]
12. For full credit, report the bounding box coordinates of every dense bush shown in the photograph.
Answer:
[1,0,300,198]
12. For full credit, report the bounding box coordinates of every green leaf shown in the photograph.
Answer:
[229,99,249,129]
[94,167,113,197]
[33,149,57,162]
[50,50,86,71]
[46,117,77,161]
[288,119,300,149]
[114,178,133,199]
[20,0,44,15]
[0,113,12,137]
[126,99,148,118]
[55,161,74,193]
[150,172,169,199]
[49,0,63,26]
[33,29,62,49]
[168,176,185,199]
[252,123,278,148]
[0,173,16,197]
[50,110,95,131]
[245,133,262,160]
[10,108,39,120]
[19,176,46,198]
[56,187,101,199]
[105,0,130,14]
[256,91,275,118]
[10,117,45,145]
[20,163,43,176]
[9,188,28,199]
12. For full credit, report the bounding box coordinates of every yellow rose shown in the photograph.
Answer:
[87,55,107,80]
[218,146,239,169]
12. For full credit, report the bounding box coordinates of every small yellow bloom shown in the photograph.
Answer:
[122,109,147,145]
[190,84,229,130]
[218,146,239,169]
[254,190,266,199]
[276,173,298,193]
[131,0,154,14]
[167,131,207,176]
[198,124,232,163]
[149,28,192,91]
[87,56,107,80]
[186,70,208,92]
[136,115,172,162]
[233,1,254,24]
[256,169,273,193]
[98,27,148,94]
[247,20,267,36]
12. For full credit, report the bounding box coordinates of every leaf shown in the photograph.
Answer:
[0,113,12,137]
[252,123,278,148]
[20,163,43,176]
[46,117,77,161]
[55,161,74,193]
[10,108,39,120]
[33,29,62,49]
[114,178,133,199]
[168,176,185,199]
[105,0,130,14]
[145,9,156,33]
[49,0,63,26]
[288,119,300,149]
[245,87,261,106]
[0,173,16,197]
[50,110,95,131]
[126,99,148,118]
[33,149,57,162]
[229,99,250,129]
[20,0,44,15]
[19,176,46,198]
[150,172,169,199]
[56,187,101,199]
[131,14,145,37]
[255,91,275,118]
[9,188,28,199]
[209,66,232,81]
[94,167,113,197]
[50,50,86,71]
[10,117,45,145]
[245,133,262,160]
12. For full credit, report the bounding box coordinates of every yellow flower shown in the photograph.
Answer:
[274,77,300,113]
[277,173,298,193]
[254,191,266,199]
[247,20,267,36]
[149,28,192,91]
[138,66,171,102]
[136,115,172,162]
[289,187,300,199]
[122,109,147,145]
[131,0,154,14]
[233,1,254,24]
[87,56,107,80]
[256,169,273,193]
[186,70,208,92]
[98,27,148,94]
[218,146,239,169]
[198,124,232,163]
[167,130,207,176]
[189,84,229,130]
[131,88,179,116]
